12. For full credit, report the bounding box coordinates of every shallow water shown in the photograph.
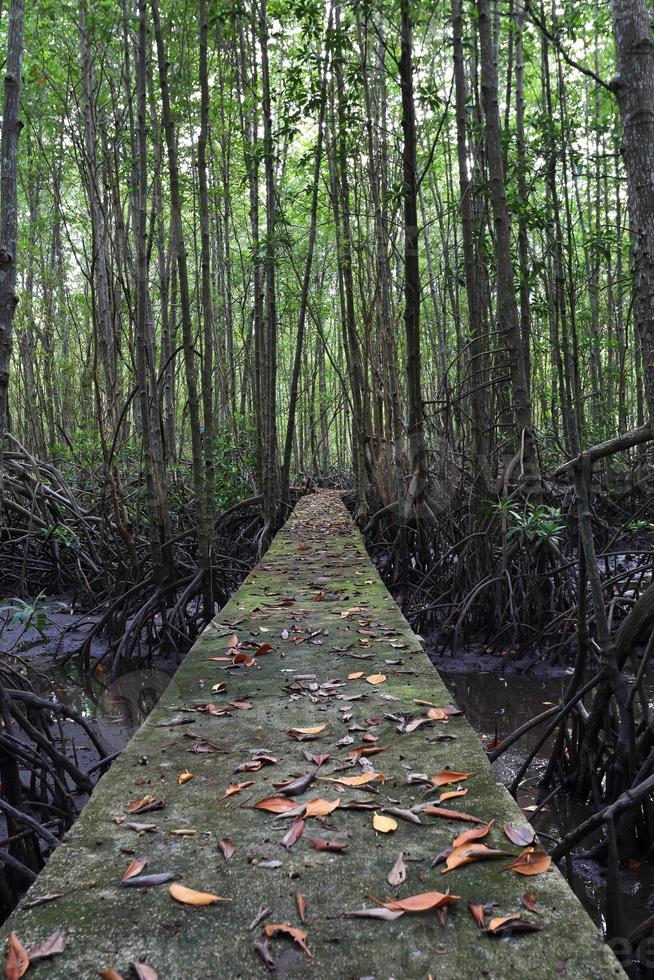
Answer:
[435,657,654,938]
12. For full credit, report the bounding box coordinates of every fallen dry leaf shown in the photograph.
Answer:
[521,891,539,913]
[307,837,348,852]
[264,924,311,958]
[373,812,397,833]
[131,965,159,980]
[178,771,194,785]
[287,724,327,741]
[168,883,230,906]
[122,858,147,881]
[280,819,305,849]
[218,838,235,860]
[254,796,298,814]
[387,853,406,886]
[365,674,386,685]
[444,843,510,872]
[504,849,552,876]
[4,933,28,979]
[348,907,403,921]
[127,796,165,814]
[348,672,364,680]
[26,929,67,965]
[438,789,468,803]
[503,823,536,847]
[293,891,307,923]
[318,772,384,788]
[452,821,494,848]
[382,890,459,913]
[97,971,124,980]
[421,806,486,824]
[486,914,541,936]
[219,781,254,800]
[430,770,476,788]
[169,829,196,837]
[304,798,340,818]
[468,902,486,929]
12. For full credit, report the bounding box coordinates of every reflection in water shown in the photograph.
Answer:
[439,666,654,936]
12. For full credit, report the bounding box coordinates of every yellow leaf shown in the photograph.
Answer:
[347,672,364,680]
[178,770,194,785]
[319,772,384,787]
[288,724,326,736]
[168,883,230,906]
[366,674,386,685]
[373,812,397,833]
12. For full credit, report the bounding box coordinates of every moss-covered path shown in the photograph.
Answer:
[0,492,623,978]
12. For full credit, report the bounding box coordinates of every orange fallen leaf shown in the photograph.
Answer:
[373,812,397,833]
[504,849,552,876]
[422,806,486,824]
[4,932,29,980]
[430,770,476,787]
[127,796,164,814]
[452,821,494,848]
[169,828,196,837]
[521,891,539,913]
[97,971,124,980]
[254,796,298,814]
[288,724,327,741]
[486,914,541,935]
[307,837,348,852]
[169,883,230,906]
[178,770,194,785]
[122,858,147,881]
[444,843,510,872]
[255,642,273,655]
[438,789,468,802]
[468,901,486,929]
[219,781,254,800]
[348,672,364,680]
[232,652,255,667]
[427,708,448,721]
[264,924,311,958]
[366,674,386,685]
[304,798,340,818]
[382,891,459,912]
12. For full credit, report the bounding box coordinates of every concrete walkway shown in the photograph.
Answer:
[0,492,623,978]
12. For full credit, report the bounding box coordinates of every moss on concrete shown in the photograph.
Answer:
[0,493,624,978]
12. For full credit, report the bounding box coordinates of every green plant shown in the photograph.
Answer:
[494,500,566,549]
[0,594,68,640]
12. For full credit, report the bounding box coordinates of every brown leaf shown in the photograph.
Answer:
[382,891,459,913]
[348,672,364,680]
[365,674,386,684]
[382,806,422,825]
[430,770,476,787]
[387,853,406,887]
[219,781,254,800]
[127,796,164,814]
[218,838,235,860]
[307,837,348,852]
[504,849,552,876]
[254,796,299,814]
[277,771,317,796]
[254,937,275,971]
[421,805,486,824]
[168,883,230,906]
[280,819,305,849]
[468,902,486,929]
[503,823,536,847]
[486,914,541,936]
[287,724,327,741]
[293,891,307,923]
[4,933,28,979]
[521,891,539,913]
[169,829,196,837]
[427,708,448,721]
[452,821,494,848]
[178,770,194,785]
[232,652,255,667]
[255,642,273,655]
[444,843,510,872]
[97,971,124,980]
[122,858,148,881]
[264,924,311,958]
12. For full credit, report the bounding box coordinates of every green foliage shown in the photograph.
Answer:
[213,415,257,511]
[0,595,67,640]
[494,500,566,550]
